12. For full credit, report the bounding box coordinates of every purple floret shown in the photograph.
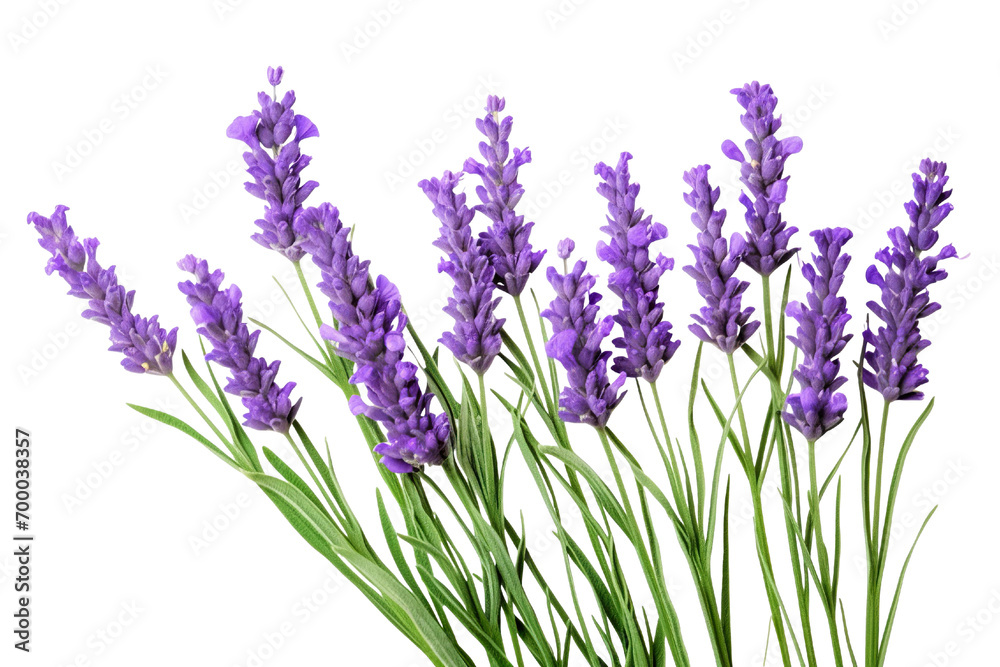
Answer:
[721,81,802,276]
[228,66,320,261]
[542,257,627,428]
[863,159,957,402]
[595,152,680,382]
[178,256,301,433]
[682,165,760,355]
[784,228,853,441]
[420,170,504,375]
[464,96,545,296]
[28,205,177,376]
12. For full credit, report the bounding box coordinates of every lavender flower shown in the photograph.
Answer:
[295,204,407,367]
[721,81,803,276]
[177,256,301,433]
[228,66,320,261]
[783,228,853,441]
[682,165,760,354]
[464,96,545,296]
[419,170,504,375]
[294,204,450,472]
[348,363,452,473]
[595,152,680,382]
[542,257,627,428]
[863,159,957,402]
[28,206,177,375]
[557,238,575,260]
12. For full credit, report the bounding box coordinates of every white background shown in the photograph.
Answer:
[3,0,999,665]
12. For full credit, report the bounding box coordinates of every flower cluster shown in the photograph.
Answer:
[295,204,450,472]
[420,170,504,375]
[595,152,679,382]
[542,257,626,428]
[721,81,802,276]
[863,159,957,402]
[177,256,301,433]
[228,66,320,261]
[682,165,760,354]
[464,96,545,296]
[783,228,853,441]
[28,206,177,375]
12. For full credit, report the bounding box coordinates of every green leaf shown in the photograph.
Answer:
[127,404,237,470]
[876,507,937,667]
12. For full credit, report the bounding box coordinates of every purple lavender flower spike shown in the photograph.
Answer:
[294,204,451,472]
[419,170,504,375]
[783,228,853,441]
[295,204,407,367]
[464,96,545,296]
[863,159,957,402]
[542,257,627,428]
[228,66,320,261]
[557,238,575,260]
[177,256,301,433]
[28,206,177,375]
[595,152,680,382]
[721,82,802,276]
[682,165,760,354]
[348,363,452,472]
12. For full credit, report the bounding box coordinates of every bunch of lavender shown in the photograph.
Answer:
[594,152,680,382]
[464,96,545,296]
[228,66,319,261]
[783,228,854,442]
[177,256,301,433]
[542,252,626,428]
[722,82,802,277]
[863,159,957,402]
[420,170,504,375]
[682,165,759,354]
[294,203,450,473]
[27,206,177,375]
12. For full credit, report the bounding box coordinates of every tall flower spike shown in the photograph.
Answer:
[28,206,177,375]
[682,165,760,354]
[721,81,803,276]
[542,257,627,428]
[464,96,545,296]
[228,66,320,261]
[177,256,301,433]
[419,170,504,375]
[295,204,451,473]
[295,204,407,367]
[595,152,680,382]
[863,159,957,402]
[784,228,853,441]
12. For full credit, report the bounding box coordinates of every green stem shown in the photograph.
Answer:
[866,401,891,666]
[762,274,776,367]
[513,294,554,411]
[598,428,690,667]
[727,355,753,461]
[168,373,247,467]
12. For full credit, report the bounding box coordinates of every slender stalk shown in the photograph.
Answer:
[726,357,791,666]
[727,355,753,460]
[168,373,245,462]
[809,438,845,667]
[870,403,891,545]
[513,294,554,411]
[762,274,776,369]
[597,428,691,667]
[866,401,891,666]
